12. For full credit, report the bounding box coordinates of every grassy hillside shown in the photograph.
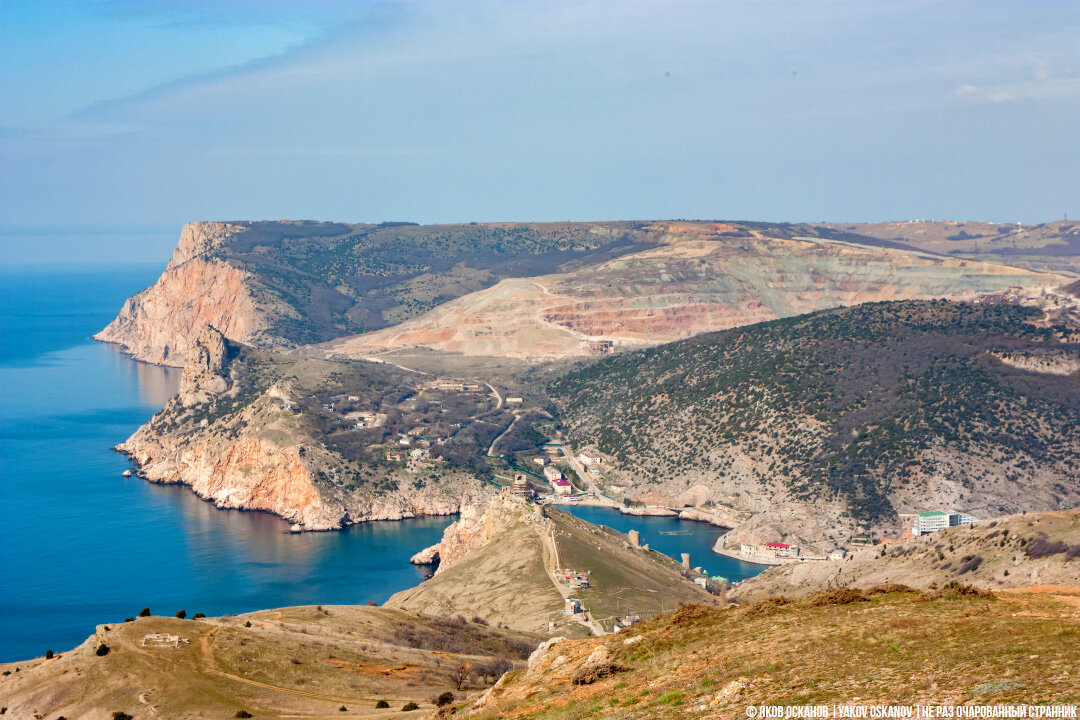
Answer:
[0,605,538,719]
[386,503,718,635]
[550,301,1080,535]
[471,586,1080,718]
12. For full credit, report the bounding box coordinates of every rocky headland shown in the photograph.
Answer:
[119,326,491,530]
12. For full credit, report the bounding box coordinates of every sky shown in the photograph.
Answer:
[1,0,1078,265]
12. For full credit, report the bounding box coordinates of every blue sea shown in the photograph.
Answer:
[0,264,454,662]
[0,263,763,663]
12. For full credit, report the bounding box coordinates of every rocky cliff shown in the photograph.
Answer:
[95,223,272,366]
[101,219,1074,368]
[119,327,490,529]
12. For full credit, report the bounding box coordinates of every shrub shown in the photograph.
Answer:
[339,706,348,712]
[376,700,390,708]
[435,691,455,706]
[571,660,627,685]
[124,617,133,623]
[235,712,253,719]
[45,650,53,659]
[866,583,917,595]
[96,644,110,657]
[175,610,187,619]
[193,612,205,619]
[811,588,867,606]
[138,607,150,617]
[244,621,252,628]
[958,555,983,574]
[1026,537,1069,558]
[113,713,134,720]
[402,701,420,711]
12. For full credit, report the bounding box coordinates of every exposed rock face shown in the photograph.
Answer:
[427,495,546,575]
[119,332,489,530]
[325,231,1070,361]
[96,223,264,366]
[178,325,231,404]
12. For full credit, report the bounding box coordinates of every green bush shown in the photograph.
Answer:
[175,610,186,619]
[435,691,455,706]
[375,700,390,708]
[138,607,150,617]
[96,644,110,657]
[193,612,205,619]
[235,712,253,719]
[45,649,53,659]
[402,701,420,711]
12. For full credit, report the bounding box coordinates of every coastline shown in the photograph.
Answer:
[711,544,786,566]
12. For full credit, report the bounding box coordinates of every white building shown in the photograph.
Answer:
[543,465,563,482]
[914,510,979,536]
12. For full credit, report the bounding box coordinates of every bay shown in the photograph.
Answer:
[0,264,451,662]
[563,505,765,583]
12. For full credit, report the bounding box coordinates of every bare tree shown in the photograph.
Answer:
[451,662,473,690]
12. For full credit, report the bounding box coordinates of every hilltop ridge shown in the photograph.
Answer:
[97,219,1072,366]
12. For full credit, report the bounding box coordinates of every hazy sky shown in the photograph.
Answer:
[1,1,1078,264]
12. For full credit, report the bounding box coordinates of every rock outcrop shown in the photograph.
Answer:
[119,332,489,530]
[95,223,266,366]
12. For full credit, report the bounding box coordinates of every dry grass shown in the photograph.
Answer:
[477,586,1080,719]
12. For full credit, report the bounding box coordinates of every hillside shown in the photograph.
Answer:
[0,604,538,719]
[467,585,1080,718]
[549,300,1080,549]
[96,220,659,365]
[120,326,508,529]
[97,220,1070,366]
[826,220,1080,276]
[731,510,1080,602]
[385,497,718,634]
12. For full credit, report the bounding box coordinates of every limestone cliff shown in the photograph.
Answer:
[95,223,271,366]
[119,328,490,529]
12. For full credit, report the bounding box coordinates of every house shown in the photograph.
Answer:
[385,451,403,462]
[552,477,572,495]
[543,465,563,482]
[564,598,583,616]
[505,397,523,404]
[532,456,548,467]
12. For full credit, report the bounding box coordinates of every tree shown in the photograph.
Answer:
[435,691,455,706]
[138,607,151,617]
[451,662,472,690]
[176,610,187,619]
[45,650,53,659]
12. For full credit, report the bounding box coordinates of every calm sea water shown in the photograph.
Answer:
[564,505,764,583]
[0,265,452,662]
[0,264,761,663]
